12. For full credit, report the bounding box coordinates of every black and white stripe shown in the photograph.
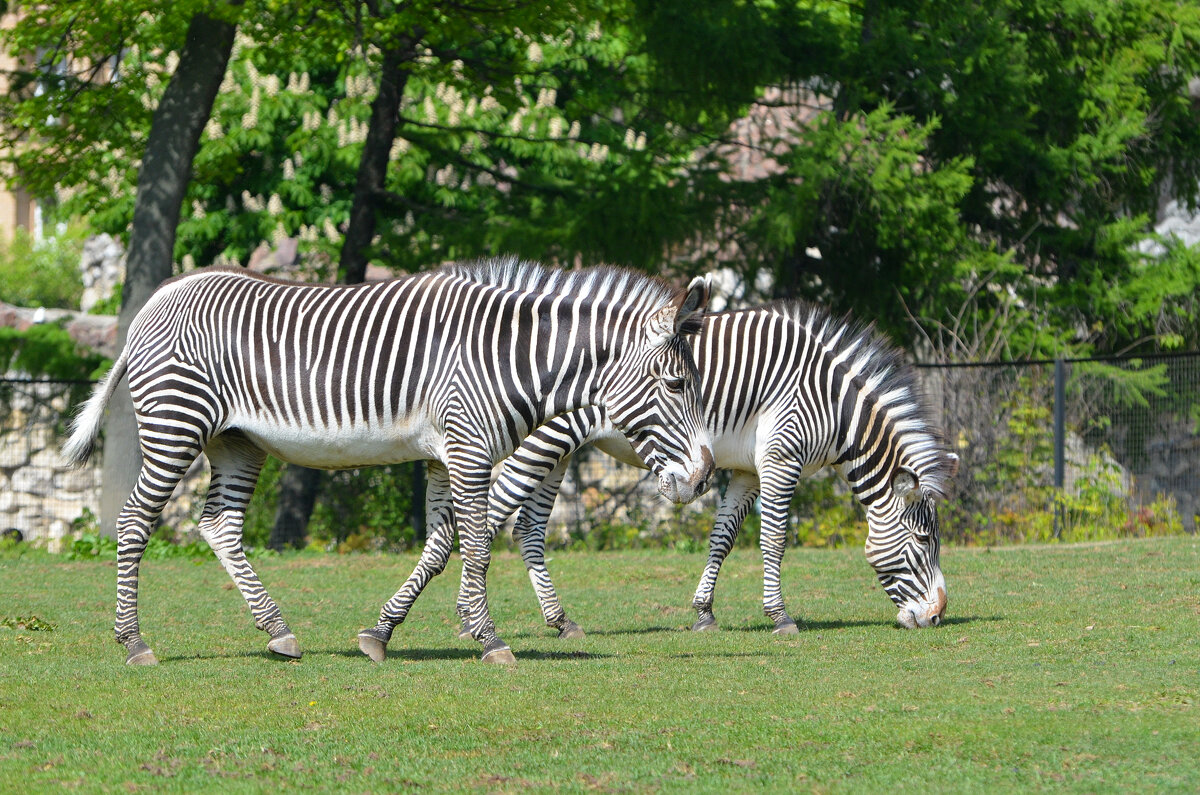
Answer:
[62,260,713,664]
[479,301,958,636]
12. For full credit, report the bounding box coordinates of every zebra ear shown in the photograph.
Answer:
[892,468,921,503]
[675,275,710,332]
[646,275,710,346]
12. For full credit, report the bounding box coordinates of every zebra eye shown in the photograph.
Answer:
[663,376,687,392]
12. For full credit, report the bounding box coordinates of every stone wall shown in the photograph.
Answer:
[0,378,207,550]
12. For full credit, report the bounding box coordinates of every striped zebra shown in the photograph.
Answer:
[473,301,958,636]
[62,260,714,665]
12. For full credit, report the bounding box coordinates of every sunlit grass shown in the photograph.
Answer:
[1,538,1198,791]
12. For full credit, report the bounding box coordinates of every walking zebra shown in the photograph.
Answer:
[62,260,714,665]
[474,300,958,636]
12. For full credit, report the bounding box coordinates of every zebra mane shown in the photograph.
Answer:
[438,256,685,315]
[763,300,955,498]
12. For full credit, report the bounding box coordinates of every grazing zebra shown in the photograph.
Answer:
[62,260,714,666]
[475,301,958,637]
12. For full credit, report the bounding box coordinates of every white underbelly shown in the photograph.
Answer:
[711,422,759,472]
[231,411,444,469]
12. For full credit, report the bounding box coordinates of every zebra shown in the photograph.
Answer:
[469,300,959,637]
[62,260,714,666]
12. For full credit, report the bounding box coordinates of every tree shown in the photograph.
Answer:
[2,1,244,534]
[647,0,1200,354]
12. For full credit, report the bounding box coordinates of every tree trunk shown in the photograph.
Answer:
[101,11,239,536]
[341,47,411,283]
[409,460,426,545]
[268,465,323,550]
[268,45,413,546]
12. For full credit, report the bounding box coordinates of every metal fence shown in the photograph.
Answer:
[0,378,98,547]
[921,352,1200,542]
[4,352,1199,547]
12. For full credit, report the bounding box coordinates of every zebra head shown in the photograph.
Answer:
[863,455,958,628]
[604,275,714,504]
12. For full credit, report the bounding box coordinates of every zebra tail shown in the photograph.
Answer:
[61,347,130,468]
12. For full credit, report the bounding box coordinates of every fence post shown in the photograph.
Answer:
[1053,358,1065,539]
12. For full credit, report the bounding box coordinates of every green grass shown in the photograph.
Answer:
[1,538,1198,792]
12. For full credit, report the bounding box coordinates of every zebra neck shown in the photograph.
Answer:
[520,293,622,431]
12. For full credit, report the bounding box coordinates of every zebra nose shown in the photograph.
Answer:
[930,614,941,626]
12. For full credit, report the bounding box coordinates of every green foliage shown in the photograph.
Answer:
[0,614,55,631]
[0,225,87,309]
[66,507,273,560]
[0,323,107,381]
[309,465,418,551]
[64,530,220,561]
[789,473,867,549]
[242,456,284,549]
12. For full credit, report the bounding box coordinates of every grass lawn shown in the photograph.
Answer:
[1,536,1198,792]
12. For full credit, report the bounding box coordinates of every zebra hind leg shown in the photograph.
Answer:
[200,434,299,658]
[114,447,204,665]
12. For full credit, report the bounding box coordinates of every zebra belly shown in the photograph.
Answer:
[711,421,760,473]
[231,412,444,469]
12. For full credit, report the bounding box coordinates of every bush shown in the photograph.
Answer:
[0,225,88,309]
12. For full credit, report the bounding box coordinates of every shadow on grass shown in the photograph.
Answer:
[569,625,681,637]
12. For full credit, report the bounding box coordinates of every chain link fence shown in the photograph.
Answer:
[0,378,98,547]
[923,352,1200,543]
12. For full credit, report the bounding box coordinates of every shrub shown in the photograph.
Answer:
[0,225,88,309]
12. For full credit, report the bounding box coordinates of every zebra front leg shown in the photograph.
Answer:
[200,435,298,658]
[691,471,759,632]
[450,455,515,664]
[512,461,582,638]
[358,462,455,662]
[114,448,202,665]
[758,464,802,635]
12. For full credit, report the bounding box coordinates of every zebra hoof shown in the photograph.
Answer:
[481,640,516,665]
[267,632,302,659]
[357,629,389,663]
[691,615,719,632]
[557,620,585,640]
[457,623,473,640]
[125,640,158,666]
[772,618,800,636]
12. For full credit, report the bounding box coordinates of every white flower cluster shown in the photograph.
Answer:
[242,86,261,129]
[389,138,411,159]
[323,216,340,242]
[338,117,369,147]
[286,72,312,93]
[301,110,323,131]
[435,83,466,125]
[622,128,647,151]
[536,87,557,108]
[241,191,265,212]
[345,72,375,100]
